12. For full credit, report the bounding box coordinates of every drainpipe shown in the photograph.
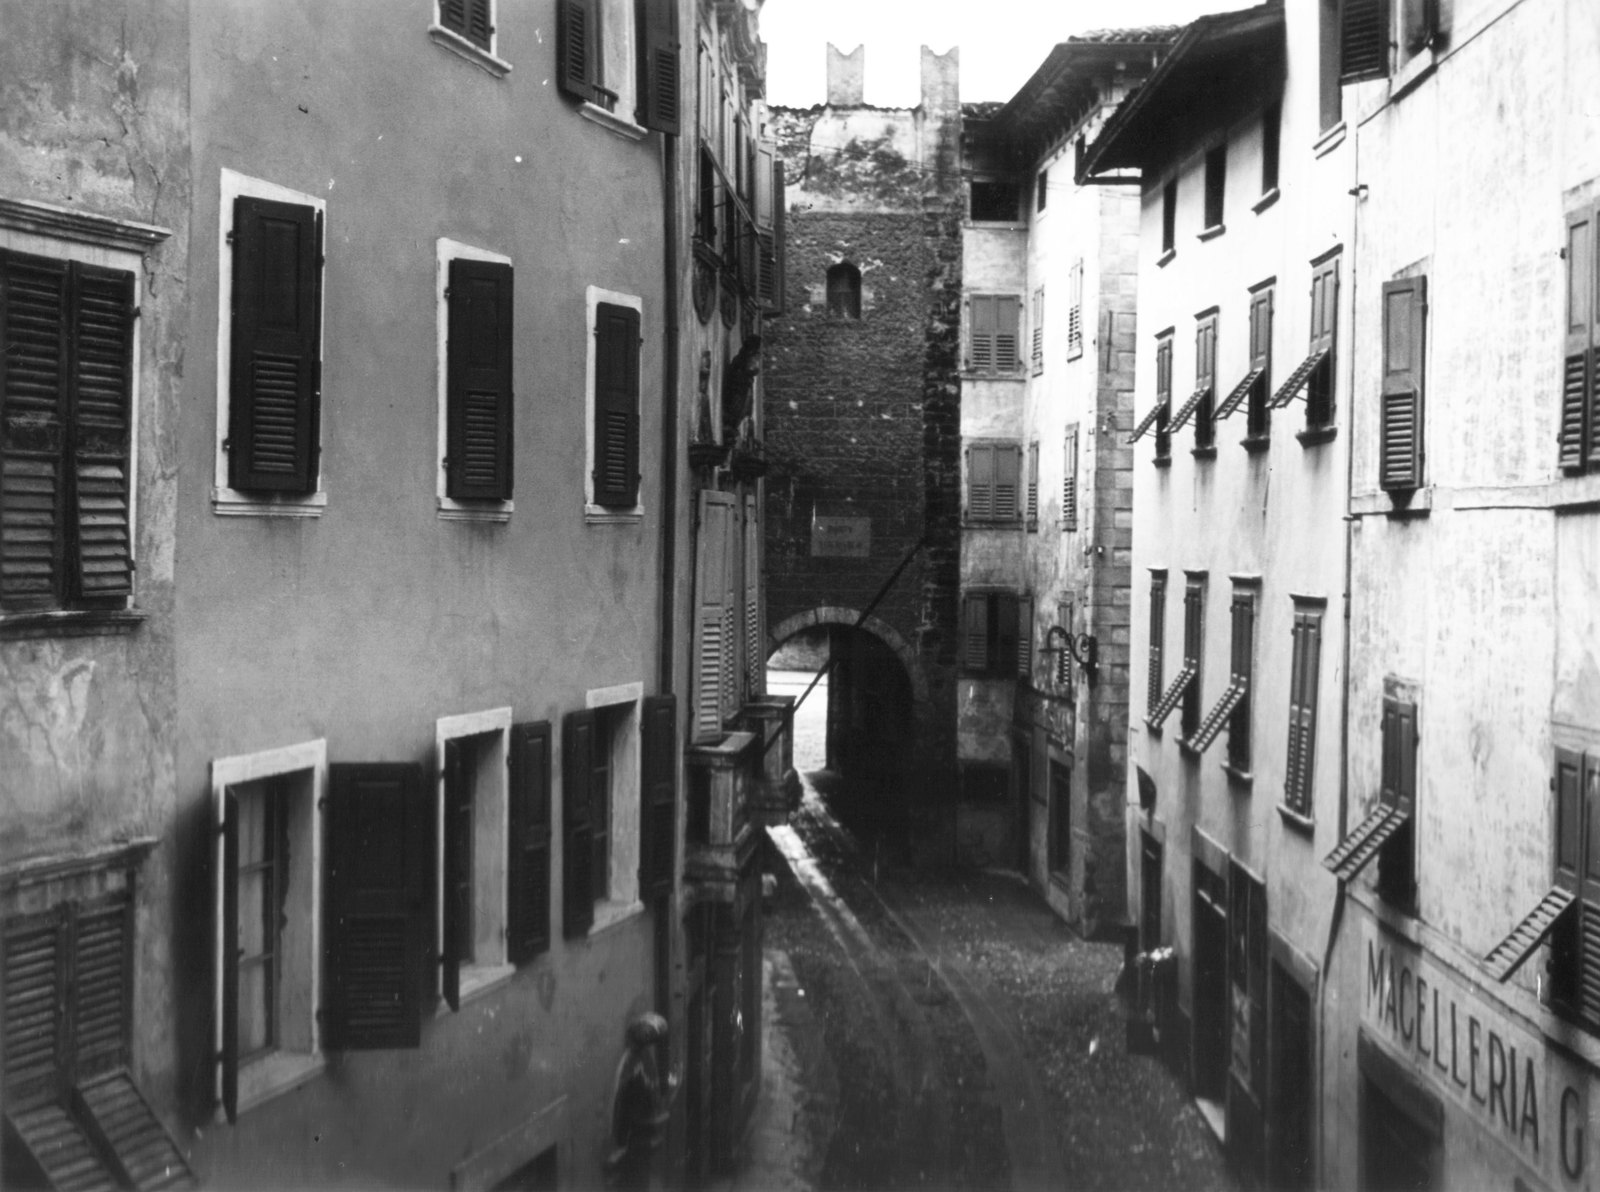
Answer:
[658,129,679,697]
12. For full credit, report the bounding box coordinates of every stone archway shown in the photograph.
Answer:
[767,606,929,704]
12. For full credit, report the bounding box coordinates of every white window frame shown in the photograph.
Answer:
[586,680,645,935]
[427,0,513,79]
[579,0,647,141]
[0,205,154,617]
[436,238,514,523]
[214,169,328,518]
[435,706,515,1007]
[211,737,327,1118]
[584,285,646,523]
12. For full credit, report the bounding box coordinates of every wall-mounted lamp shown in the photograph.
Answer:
[1042,624,1098,686]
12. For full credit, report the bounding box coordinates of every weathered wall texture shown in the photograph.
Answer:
[0,0,192,1116]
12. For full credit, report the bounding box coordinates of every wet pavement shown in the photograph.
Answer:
[743,671,1236,1191]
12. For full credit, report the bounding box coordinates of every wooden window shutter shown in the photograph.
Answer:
[994,444,1020,520]
[692,490,735,740]
[1341,0,1389,79]
[1551,748,1586,1011]
[439,0,492,49]
[969,296,996,372]
[219,789,240,1120]
[1380,277,1426,490]
[593,303,641,509]
[1579,752,1600,1024]
[996,297,1021,372]
[447,259,514,501]
[507,721,553,964]
[1031,288,1044,369]
[3,907,68,1107]
[1026,442,1039,524]
[229,197,321,493]
[556,0,599,102]
[770,158,787,315]
[721,493,741,721]
[638,0,681,134]
[1016,595,1033,681]
[967,443,993,520]
[72,897,131,1083]
[1285,614,1321,812]
[70,265,135,604]
[440,739,472,1011]
[324,763,427,1050]
[1284,618,1306,808]
[640,695,677,899]
[697,40,715,141]
[996,595,1019,679]
[962,594,988,672]
[743,494,762,697]
[562,710,596,938]
[1067,260,1084,359]
[1560,206,1595,470]
[0,251,68,610]
[1063,426,1078,531]
[1147,575,1166,713]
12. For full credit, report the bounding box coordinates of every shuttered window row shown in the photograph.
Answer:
[0,251,135,611]
[968,295,1022,374]
[1561,201,1600,473]
[967,442,1022,523]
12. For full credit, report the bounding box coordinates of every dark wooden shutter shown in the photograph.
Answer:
[1341,0,1389,79]
[1062,426,1078,531]
[994,444,1020,520]
[1182,581,1204,735]
[1025,442,1039,524]
[3,907,67,1107]
[1552,748,1584,1009]
[508,722,553,964]
[70,265,135,603]
[969,296,995,371]
[1228,592,1254,767]
[441,739,471,1011]
[967,444,992,520]
[743,493,762,696]
[1579,753,1600,1024]
[229,198,320,493]
[593,303,641,509]
[557,0,599,102]
[1285,613,1321,811]
[0,251,69,609]
[693,490,735,741]
[638,0,681,134]
[962,594,987,672]
[562,710,596,938]
[640,694,677,899]
[1155,337,1173,457]
[770,159,787,315]
[1561,206,1595,471]
[1380,698,1417,811]
[440,0,491,49]
[1016,595,1033,680]
[996,595,1019,679]
[1248,287,1272,434]
[219,790,239,1120]
[447,259,514,501]
[72,897,131,1084]
[1147,575,1166,713]
[1380,277,1426,490]
[324,763,426,1050]
[995,297,1021,372]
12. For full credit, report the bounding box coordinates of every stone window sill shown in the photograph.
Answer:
[1143,718,1164,735]
[0,608,146,640]
[1313,121,1347,159]
[580,103,648,142]
[1157,248,1176,269]
[960,370,1027,382]
[427,24,512,77]
[1389,49,1437,102]
[1191,445,1218,461]
[213,487,327,518]
[1241,433,1271,454]
[1221,761,1252,786]
[1277,804,1315,835]
[1177,736,1201,758]
[439,498,512,523]
[1296,425,1338,448]
[219,1051,324,1122]
[1252,188,1280,214]
[1153,454,1172,469]
[588,898,646,939]
[963,220,1028,232]
[963,518,1026,530]
[586,505,645,525]
[1197,223,1226,243]
[435,963,516,1016]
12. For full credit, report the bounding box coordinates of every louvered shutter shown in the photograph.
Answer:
[229,198,320,493]
[744,494,762,698]
[1285,614,1321,812]
[324,763,426,1050]
[73,1069,197,1190]
[70,265,135,603]
[1025,442,1039,524]
[692,490,735,740]
[770,159,787,315]
[1155,337,1173,456]
[557,0,599,102]
[1031,288,1044,369]
[72,896,131,1085]
[963,594,988,672]
[508,721,553,964]
[720,492,741,721]
[967,444,994,520]
[218,789,239,1120]
[439,0,492,49]
[441,739,471,1011]
[1063,425,1078,531]
[3,908,67,1107]
[1380,277,1426,490]
[969,296,995,372]
[1341,0,1389,79]
[1181,582,1204,736]
[1284,619,1306,808]
[0,252,68,609]
[594,303,641,509]
[1579,753,1600,1024]
[1147,576,1166,713]
[996,297,1021,372]
[1247,288,1272,434]
[638,0,681,133]
[994,444,1020,520]
[1554,748,1585,1008]
[996,596,1019,680]
[640,695,677,899]
[1016,595,1033,680]
[447,260,514,501]
[1561,206,1595,470]
[562,711,596,938]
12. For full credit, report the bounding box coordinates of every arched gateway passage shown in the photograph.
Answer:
[768,608,922,843]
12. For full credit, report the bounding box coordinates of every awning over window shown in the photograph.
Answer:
[1168,385,1210,431]
[1268,348,1328,409]
[1215,366,1264,420]
[1147,664,1195,728]
[1128,401,1166,443]
[1188,681,1246,752]
[1483,888,1577,983]
[1322,802,1410,882]
[4,1071,195,1191]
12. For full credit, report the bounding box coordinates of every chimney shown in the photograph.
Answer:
[920,45,959,114]
[826,43,865,106]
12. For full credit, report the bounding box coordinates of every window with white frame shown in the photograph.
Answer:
[213,738,326,1117]
[585,286,644,521]
[436,239,514,521]
[561,685,643,938]
[430,0,512,77]
[555,0,680,137]
[214,169,326,517]
[436,708,513,1008]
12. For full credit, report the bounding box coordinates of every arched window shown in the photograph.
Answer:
[826,262,862,319]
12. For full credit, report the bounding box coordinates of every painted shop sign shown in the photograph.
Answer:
[811,515,871,558]
[1362,919,1597,1187]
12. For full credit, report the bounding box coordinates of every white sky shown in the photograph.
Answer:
[759,0,1254,108]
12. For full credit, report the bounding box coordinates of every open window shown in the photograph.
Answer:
[1129,333,1174,463]
[1268,253,1339,435]
[563,689,644,939]
[970,178,1021,223]
[1323,697,1418,886]
[826,263,861,319]
[556,0,679,133]
[961,591,1029,679]
[1217,283,1274,444]
[437,708,513,1009]
[1191,582,1254,766]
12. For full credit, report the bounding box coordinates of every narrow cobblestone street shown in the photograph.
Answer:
[742,675,1237,1191]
